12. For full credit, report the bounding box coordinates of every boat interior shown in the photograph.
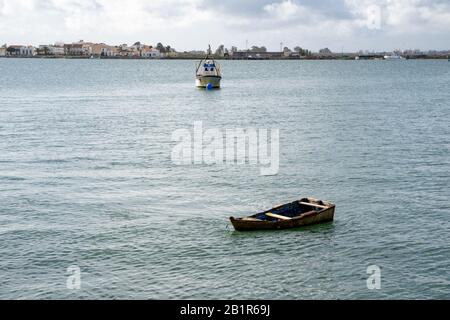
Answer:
[246,199,328,222]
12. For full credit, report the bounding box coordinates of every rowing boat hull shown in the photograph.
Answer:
[230,199,335,231]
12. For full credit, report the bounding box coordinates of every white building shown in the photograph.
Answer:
[100,46,118,57]
[117,44,136,57]
[20,46,36,56]
[64,41,92,56]
[39,45,65,55]
[142,48,161,58]
[50,46,65,55]
[7,45,36,57]
[0,45,6,57]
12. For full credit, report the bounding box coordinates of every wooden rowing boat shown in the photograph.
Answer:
[230,197,335,231]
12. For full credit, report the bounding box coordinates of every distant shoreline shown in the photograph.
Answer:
[1,55,449,61]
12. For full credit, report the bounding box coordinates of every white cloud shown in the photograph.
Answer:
[345,0,450,33]
[263,0,304,20]
[0,0,449,51]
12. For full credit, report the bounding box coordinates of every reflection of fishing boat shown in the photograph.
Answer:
[196,45,222,89]
[230,197,335,231]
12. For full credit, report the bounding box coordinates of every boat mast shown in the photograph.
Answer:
[207,45,219,76]
[206,44,214,64]
[196,45,212,75]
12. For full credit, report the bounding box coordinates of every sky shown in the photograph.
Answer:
[1,0,450,52]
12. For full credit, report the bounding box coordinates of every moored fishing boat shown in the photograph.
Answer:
[230,197,335,231]
[384,53,404,60]
[196,45,222,89]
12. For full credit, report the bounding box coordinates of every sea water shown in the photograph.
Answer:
[0,58,449,299]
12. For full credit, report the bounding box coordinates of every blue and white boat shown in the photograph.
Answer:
[196,45,222,89]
